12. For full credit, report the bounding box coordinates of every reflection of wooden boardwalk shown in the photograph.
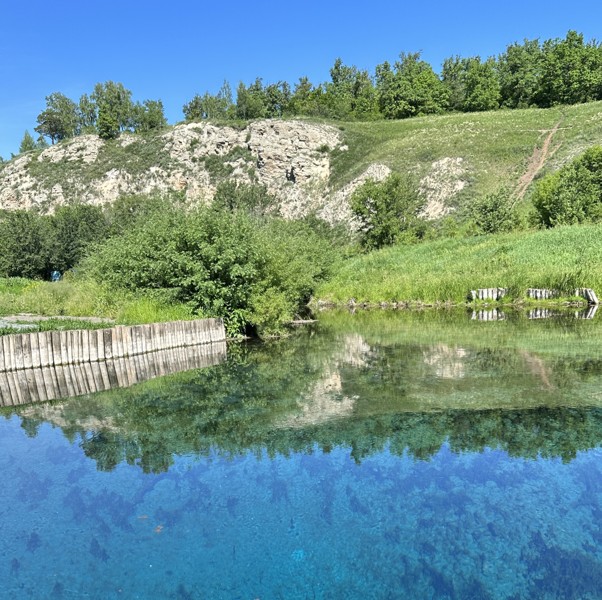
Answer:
[0,340,227,407]
[0,318,225,372]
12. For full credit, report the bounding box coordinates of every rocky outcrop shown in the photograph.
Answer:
[0,120,349,222]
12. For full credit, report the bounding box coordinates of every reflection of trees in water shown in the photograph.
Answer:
[6,324,602,472]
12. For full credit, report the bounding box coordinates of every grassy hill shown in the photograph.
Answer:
[329,101,602,208]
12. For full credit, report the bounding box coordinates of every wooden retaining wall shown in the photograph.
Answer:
[0,318,225,373]
[0,340,227,407]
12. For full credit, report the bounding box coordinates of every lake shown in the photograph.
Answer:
[2,309,602,599]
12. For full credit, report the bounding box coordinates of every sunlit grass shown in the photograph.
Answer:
[0,276,194,330]
[316,224,602,304]
[329,101,602,208]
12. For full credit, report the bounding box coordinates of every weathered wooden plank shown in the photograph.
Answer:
[12,334,24,371]
[0,371,15,405]
[96,329,105,362]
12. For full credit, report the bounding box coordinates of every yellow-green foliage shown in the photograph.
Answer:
[316,223,602,304]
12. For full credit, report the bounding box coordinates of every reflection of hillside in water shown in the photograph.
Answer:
[6,312,602,471]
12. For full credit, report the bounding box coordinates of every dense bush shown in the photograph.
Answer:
[471,188,520,234]
[532,146,602,227]
[350,173,427,250]
[82,204,342,334]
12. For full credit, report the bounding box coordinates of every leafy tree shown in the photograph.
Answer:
[96,107,120,140]
[78,93,97,131]
[376,53,448,119]
[290,76,319,115]
[47,204,109,272]
[350,173,426,249]
[441,56,468,111]
[537,31,602,106]
[264,81,292,118]
[183,81,234,121]
[236,79,268,120]
[35,92,80,144]
[91,81,134,136]
[19,130,37,153]
[442,56,500,112]
[131,99,167,132]
[532,146,602,226]
[322,58,378,119]
[498,38,544,108]
[462,57,500,111]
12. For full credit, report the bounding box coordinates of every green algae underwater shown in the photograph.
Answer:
[2,309,602,598]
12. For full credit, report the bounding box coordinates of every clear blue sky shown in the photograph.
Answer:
[1,0,601,159]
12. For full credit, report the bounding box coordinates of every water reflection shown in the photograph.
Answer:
[3,311,602,598]
[4,310,602,471]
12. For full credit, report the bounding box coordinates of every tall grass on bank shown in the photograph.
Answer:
[315,224,602,304]
[0,278,194,326]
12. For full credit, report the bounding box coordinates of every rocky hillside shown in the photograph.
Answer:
[0,120,363,224]
[3,102,602,224]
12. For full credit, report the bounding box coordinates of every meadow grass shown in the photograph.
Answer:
[329,101,602,207]
[315,223,602,304]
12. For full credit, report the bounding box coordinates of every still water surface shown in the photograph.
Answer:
[2,310,602,599]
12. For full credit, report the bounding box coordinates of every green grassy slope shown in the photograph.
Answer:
[315,224,602,304]
[329,101,602,207]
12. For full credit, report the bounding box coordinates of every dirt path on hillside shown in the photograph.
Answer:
[515,121,562,199]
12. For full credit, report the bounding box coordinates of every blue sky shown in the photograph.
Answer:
[1,0,601,159]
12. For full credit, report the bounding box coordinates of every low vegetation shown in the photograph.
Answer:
[315,223,602,305]
[0,185,350,335]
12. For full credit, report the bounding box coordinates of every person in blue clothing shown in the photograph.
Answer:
[50,270,61,282]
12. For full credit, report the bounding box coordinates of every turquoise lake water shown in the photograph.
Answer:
[2,310,602,599]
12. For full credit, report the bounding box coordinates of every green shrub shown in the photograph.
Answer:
[532,146,602,227]
[82,204,342,335]
[471,188,520,234]
[350,173,426,250]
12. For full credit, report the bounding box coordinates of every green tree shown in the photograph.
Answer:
[376,53,448,119]
[47,204,109,272]
[19,130,37,153]
[236,79,268,120]
[96,107,120,140]
[91,81,134,135]
[442,56,501,112]
[323,58,378,119]
[131,99,167,132]
[350,173,426,249]
[35,92,80,144]
[78,93,97,132]
[441,56,468,111]
[537,31,602,106]
[498,38,543,108]
[183,81,234,121]
[462,57,501,112]
[264,81,292,117]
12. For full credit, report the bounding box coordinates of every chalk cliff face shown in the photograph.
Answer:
[0,120,357,223]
